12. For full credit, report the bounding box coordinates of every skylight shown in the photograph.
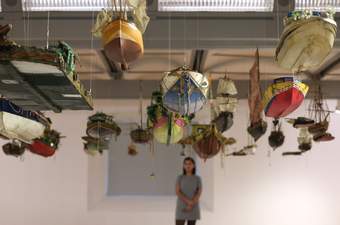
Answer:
[22,0,127,11]
[295,0,340,11]
[158,0,275,12]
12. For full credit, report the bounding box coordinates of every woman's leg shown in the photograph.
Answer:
[187,220,196,225]
[176,220,185,225]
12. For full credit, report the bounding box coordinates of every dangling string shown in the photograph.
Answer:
[168,11,172,72]
[46,11,50,49]
[139,80,143,128]
[89,10,95,95]
[27,6,30,46]
[112,0,118,14]
[276,0,280,42]
[183,9,187,66]
[23,1,27,46]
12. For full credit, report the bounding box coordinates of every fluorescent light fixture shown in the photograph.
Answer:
[158,0,274,12]
[295,0,340,11]
[1,79,19,85]
[22,0,128,11]
[62,94,82,98]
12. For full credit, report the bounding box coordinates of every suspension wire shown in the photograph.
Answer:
[89,10,95,94]
[139,80,143,128]
[168,12,171,72]
[46,11,50,49]
[23,1,27,46]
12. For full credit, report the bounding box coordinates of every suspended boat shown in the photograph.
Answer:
[276,10,337,72]
[101,19,144,68]
[227,144,257,156]
[212,76,238,133]
[161,66,209,116]
[28,129,62,157]
[308,81,335,142]
[0,25,93,111]
[179,124,236,161]
[92,0,150,69]
[216,76,238,96]
[86,112,121,140]
[247,49,267,141]
[263,77,309,118]
[0,98,49,144]
[286,117,315,128]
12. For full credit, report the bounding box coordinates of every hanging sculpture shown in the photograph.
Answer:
[0,25,93,111]
[263,77,308,150]
[130,81,151,144]
[286,117,315,128]
[226,144,257,156]
[247,48,267,141]
[212,75,237,133]
[127,143,138,156]
[0,98,50,144]
[27,129,62,157]
[2,141,26,157]
[83,112,121,155]
[263,77,309,119]
[86,112,121,139]
[179,124,236,161]
[161,66,209,116]
[268,120,285,150]
[282,127,312,156]
[307,81,335,142]
[92,0,149,69]
[82,136,110,156]
[276,10,337,72]
[147,91,191,145]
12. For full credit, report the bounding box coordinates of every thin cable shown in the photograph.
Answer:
[276,0,280,41]
[168,12,171,71]
[27,7,30,46]
[139,80,143,128]
[89,10,95,94]
[46,11,50,49]
[183,10,187,65]
[23,2,27,46]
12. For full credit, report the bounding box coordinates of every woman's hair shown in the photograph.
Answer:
[183,157,196,175]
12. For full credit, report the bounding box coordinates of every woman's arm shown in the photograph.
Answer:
[192,176,202,204]
[176,183,194,205]
[192,187,202,204]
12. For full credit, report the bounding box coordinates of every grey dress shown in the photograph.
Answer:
[175,175,202,221]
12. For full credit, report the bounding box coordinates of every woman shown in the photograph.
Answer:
[175,157,202,225]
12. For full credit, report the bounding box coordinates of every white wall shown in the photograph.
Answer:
[0,99,340,225]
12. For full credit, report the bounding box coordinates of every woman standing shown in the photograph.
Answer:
[175,157,202,225]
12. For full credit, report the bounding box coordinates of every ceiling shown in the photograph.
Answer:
[1,0,340,99]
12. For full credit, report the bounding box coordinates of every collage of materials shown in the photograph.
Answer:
[0,1,337,165]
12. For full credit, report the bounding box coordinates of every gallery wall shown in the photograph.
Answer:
[0,100,339,225]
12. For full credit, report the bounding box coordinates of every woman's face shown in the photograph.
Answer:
[184,160,195,174]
